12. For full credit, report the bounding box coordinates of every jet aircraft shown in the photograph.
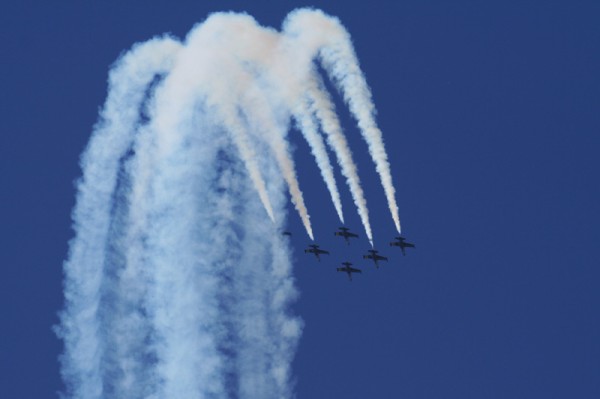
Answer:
[363,249,388,268]
[336,261,362,281]
[304,244,330,261]
[334,227,359,245]
[389,236,415,256]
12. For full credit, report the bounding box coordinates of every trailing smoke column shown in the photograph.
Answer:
[57,8,401,399]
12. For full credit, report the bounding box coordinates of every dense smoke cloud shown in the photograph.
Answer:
[57,8,400,398]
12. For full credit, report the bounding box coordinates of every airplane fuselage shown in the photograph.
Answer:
[305,245,329,261]
[363,251,388,268]
[337,262,361,281]
[335,230,359,245]
[390,239,415,255]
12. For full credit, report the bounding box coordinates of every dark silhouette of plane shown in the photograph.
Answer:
[282,231,292,236]
[304,244,330,261]
[336,261,362,281]
[389,236,415,256]
[334,227,359,245]
[363,249,388,268]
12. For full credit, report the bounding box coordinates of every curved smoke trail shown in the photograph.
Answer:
[283,8,402,235]
[55,36,182,399]
[58,8,400,398]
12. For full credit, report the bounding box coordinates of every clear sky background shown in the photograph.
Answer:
[2,1,599,398]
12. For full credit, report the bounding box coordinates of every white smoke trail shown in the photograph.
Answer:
[58,8,401,399]
[199,13,315,239]
[284,8,401,235]
[292,100,345,224]
[144,20,306,392]
[214,102,277,222]
[305,71,373,246]
[239,83,314,240]
[151,16,277,224]
[56,36,182,399]
[155,13,314,238]
[319,44,401,234]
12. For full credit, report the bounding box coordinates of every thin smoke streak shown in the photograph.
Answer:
[305,71,374,246]
[292,99,345,224]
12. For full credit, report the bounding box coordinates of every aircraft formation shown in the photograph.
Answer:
[284,227,415,281]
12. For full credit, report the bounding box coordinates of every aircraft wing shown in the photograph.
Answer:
[349,267,362,273]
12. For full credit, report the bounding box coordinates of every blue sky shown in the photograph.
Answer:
[2,1,599,397]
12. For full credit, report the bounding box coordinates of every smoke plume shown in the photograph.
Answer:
[57,8,400,398]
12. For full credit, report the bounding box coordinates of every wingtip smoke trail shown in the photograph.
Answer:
[58,8,402,399]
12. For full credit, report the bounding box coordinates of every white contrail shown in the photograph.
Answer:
[231,159,303,398]
[217,103,276,222]
[284,8,401,235]
[196,13,314,240]
[319,43,401,233]
[292,100,345,224]
[239,83,314,240]
[305,71,373,246]
[250,21,346,227]
[151,17,277,223]
[56,36,182,399]
[59,8,400,399]
[125,13,305,397]
[140,121,225,398]
[214,14,316,240]
[143,80,303,397]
